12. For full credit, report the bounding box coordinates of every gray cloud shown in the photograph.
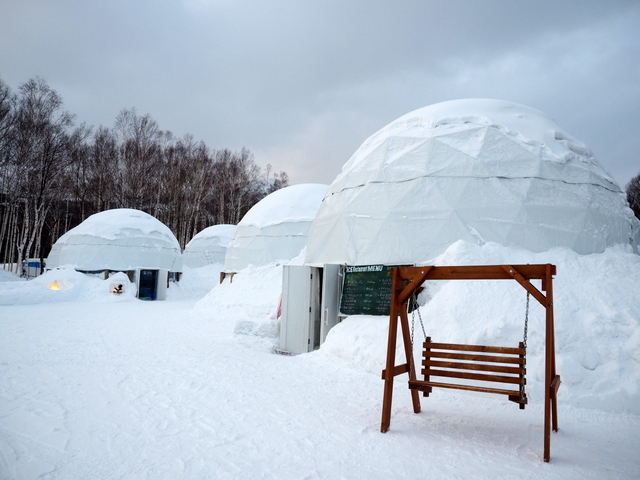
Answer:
[1,0,638,187]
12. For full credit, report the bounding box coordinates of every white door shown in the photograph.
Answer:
[320,264,342,345]
[280,265,313,354]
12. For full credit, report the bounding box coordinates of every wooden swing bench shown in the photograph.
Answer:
[408,338,527,407]
[380,264,560,462]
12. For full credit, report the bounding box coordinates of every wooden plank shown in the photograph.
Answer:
[550,374,561,399]
[399,306,422,414]
[397,266,433,304]
[381,363,409,379]
[423,359,525,375]
[396,264,555,282]
[409,380,520,397]
[427,350,524,365]
[425,342,524,355]
[500,265,548,307]
[423,368,526,385]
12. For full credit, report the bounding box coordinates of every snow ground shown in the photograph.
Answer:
[1,244,639,479]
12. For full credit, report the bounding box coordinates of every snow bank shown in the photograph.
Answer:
[167,264,224,299]
[194,262,284,341]
[318,241,640,414]
[0,268,136,305]
[0,269,25,282]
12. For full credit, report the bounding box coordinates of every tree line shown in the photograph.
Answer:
[627,173,640,222]
[0,76,288,274]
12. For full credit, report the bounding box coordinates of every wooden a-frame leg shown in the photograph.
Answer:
[381,307,399,433]
[399,306,421,414]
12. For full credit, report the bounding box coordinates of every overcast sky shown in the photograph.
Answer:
[1,0,639,188]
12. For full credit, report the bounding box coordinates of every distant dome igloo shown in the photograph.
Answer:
[183,224,237,268]
[224,184,329,272]
[47,209,182,271]
[305,99,640,265]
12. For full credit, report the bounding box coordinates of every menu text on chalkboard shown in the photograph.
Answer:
[339,264,408,316]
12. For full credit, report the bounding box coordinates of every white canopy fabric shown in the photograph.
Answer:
[224,184,329,272]
[47,209,182,271]
[305,99,640,266]
[183,224,237,268]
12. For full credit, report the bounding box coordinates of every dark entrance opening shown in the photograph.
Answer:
[138,269,158,300]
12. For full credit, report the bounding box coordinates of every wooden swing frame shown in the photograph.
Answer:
[380,264,560,462]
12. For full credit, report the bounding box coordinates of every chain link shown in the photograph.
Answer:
[523,290,530,350]
[410,301,416,377]
[520,288,530,402]
[409,291,428,378]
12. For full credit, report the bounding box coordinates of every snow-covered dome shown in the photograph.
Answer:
[305,99,640,266]
[183,224,237,268]
[224,184,329,272]
[47,209,182,271]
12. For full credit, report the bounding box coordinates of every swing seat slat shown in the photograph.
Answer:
[426,350,524,365]
[423,359,525,375]
[409,337,527,407]
[421,368,526,385]
[409,379,522,398]
[425,342,524,355]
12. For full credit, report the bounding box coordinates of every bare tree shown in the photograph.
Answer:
[627,173,640,221]
[211,148,263,225]
[114,108,164,210]
[0,78,17,269]
[1,76,292,268]
[10,78,78,271]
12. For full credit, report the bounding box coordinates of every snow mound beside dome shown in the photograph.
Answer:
[183,224,237,268]
[224,184,329,272]
[47,209,182,271]
[305,99,639,266]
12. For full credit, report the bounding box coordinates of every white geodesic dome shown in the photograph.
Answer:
[224,184,329,272]
[305,99,640,266]
[47,209,182,272]
[183,224,237,268]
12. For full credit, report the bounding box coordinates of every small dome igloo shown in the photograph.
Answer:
[47,209,182,272]
[305,99,639,266]
[183,224,237,268]
[224,184,329,272]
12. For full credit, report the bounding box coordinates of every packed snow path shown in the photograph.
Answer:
[1,300,638,479]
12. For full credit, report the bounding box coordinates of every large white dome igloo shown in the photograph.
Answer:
[47,209,182,271]
[224,184,329,272]
[183,224,237,268]
[305,99,640,266]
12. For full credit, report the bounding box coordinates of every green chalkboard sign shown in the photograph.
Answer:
[339,265,408,316]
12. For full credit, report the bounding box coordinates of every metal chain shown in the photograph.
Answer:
[520,289,530,402]
[410,301,416,377]
[523,290,530,350]
[409,291,428,378]
[416,299,427,340]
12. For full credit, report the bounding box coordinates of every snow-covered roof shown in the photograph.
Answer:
[47,209,182,271]
[305,99,640,266]
[183,224,237,268]
[224,184,329,272]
